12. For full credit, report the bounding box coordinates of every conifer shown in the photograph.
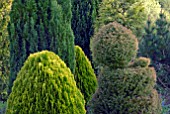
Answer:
[0,0,12,101]
[71,0,98,60]
[8,0,75,94]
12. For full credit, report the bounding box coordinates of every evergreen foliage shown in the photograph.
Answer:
[158,0,170,13]
[140,12,170,84]
[71,0,98,60]
[91,22,138,68]
[6,51,85,114]
[88,67,160,114]
[74,45,97,105]
[154,12,170,63]
[139,11,170,107]
[8,0,75,94]
[130,57,151,68]
[145,0,161,22]
[0,0,12,101]
[95,0,161,38]
[139,19,155,58]
[88,22,161,114]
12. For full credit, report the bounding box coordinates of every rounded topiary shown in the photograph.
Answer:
[129,57,151,68]
[88,67,158,114]
[6,51,86,114]
[74,46,98,105]
[91,22,138,68]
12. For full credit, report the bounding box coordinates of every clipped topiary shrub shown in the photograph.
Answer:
[91,22,138,68]
[89,22,161,114]
[74,46,98,106]
[151,89,162,114]
[88,67,158,114]
[129,57,151,68]
[6,51,86,114]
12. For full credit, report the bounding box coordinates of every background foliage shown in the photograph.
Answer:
[0,0,12,102]
[71,0,98,61]
[95,0,161,38]
[8,0,75,94]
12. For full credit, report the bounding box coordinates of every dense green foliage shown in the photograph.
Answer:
[88,67,161,114]
[71,0,98,60]
[89,22,161,114]
[139,11,170,110]
[158,0,170,12]
[91,22,138,68]
[95,0,161,38]
[0,0,12,101]
[139,19,155,58]
[74,46,97,105]
[6,51,85,114]
[0,101,7,113]
[129,57,151,68]
[145,0,161,22]
[140,12,170,86]
[8,0,75,94]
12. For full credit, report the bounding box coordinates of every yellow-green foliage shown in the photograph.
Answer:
[88,67,159,114]
[91,22,138,68]
[6,51,86,114]
[130,57,151,68]
[74,46,97,105]
[95,0,161,37]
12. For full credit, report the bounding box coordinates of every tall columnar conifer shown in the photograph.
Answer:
[71,0,98,60]
[0,0,12,101]
[8,0,75,94]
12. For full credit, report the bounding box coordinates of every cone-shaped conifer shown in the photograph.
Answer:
[6,51,85,114]
[74,46,97,106]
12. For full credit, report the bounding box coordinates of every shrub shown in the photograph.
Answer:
[89,22,161,114]
[6,51,85,114]
[91,22,138,68]
[129,57,151,68]
[74,46,97,105]
[88,67,159,114]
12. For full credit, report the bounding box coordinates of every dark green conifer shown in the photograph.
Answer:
[71,0,98,60]
[153,12,170,63]
[6,51,85,114]
[8,0,75,94]
[139,18,155,58]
